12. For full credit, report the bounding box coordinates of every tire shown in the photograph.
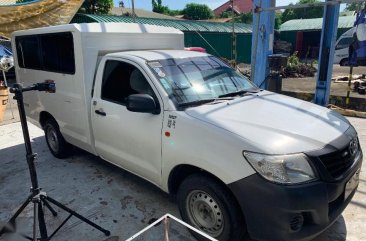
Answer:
[44,119,71,158]
[177,174,247,241]
[340,59,349,66]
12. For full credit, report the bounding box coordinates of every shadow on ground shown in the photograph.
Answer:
[0,136,191,241]
[0,133,349,241]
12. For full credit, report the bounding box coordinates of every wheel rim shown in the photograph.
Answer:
[46,127,59,153]
[186,190,224,237]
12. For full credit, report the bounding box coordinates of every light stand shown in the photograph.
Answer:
[0,82,110,241]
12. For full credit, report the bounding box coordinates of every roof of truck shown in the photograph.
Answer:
[107,50,210,61]
[12,22,182,36]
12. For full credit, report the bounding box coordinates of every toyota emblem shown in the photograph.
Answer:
[349,138,359,156]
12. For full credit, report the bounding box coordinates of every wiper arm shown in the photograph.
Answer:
[178,99,216,108]
[218,89,260,98]
[218,90,248,98]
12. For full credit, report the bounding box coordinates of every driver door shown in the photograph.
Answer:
[91,59,163,185]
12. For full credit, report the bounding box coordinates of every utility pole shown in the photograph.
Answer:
[231,0,237,68]
[131,0,136,22]
[314,0,340,106]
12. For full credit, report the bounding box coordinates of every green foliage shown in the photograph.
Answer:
[345,3,365,11]
[282,0,323,23]
[78,0,113,14]
[230,12,281,29]
[283,51,317,78]
[16,0,32,3]
[274,12,282,30]
[152,0,171,15]
[182,3,214,20]
[169,9,183,16]
[220,11,234,18]
[239,12,253,24]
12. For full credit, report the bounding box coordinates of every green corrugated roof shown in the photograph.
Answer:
[71,14,252,33]
[280,15,356,32]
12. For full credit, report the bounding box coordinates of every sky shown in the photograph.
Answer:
[114,0,346,12]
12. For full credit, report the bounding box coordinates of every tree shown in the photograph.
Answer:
[274,12,282,30]
[282,0,323,23]
[78,0,113,14]
[182,3,213,20]
[232,12,281,29]
[345,2,366,12]
[152,0,170,15]
[239,12,253,24]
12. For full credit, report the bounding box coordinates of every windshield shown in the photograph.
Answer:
[147,56,257,106]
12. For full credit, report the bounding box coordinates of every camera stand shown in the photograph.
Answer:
[0,83,110,241]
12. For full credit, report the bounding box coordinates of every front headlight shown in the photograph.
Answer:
[243,152,316,184]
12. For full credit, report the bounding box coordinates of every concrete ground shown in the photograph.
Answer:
[0,65,365,241]
[0,116,365,241]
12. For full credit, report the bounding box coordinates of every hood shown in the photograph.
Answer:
[185,91,350,154]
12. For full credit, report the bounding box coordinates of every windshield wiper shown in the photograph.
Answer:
[178,99,216,108]
[218,89,260,98]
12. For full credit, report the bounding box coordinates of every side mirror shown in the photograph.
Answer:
[126,94,159,114]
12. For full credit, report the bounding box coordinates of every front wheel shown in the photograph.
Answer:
[177,174,247,241]
[44,119,71,158]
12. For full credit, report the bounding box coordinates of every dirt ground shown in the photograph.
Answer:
[283,65,366,99]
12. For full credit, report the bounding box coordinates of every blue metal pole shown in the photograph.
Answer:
[251,0,275,89]
[314,0,340,106]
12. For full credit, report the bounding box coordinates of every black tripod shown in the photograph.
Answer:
[0,82,110,241]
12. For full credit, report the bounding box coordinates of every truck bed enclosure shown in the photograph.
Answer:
[11,23,184,153]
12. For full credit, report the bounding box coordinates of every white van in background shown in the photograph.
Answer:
[333,28,355,66]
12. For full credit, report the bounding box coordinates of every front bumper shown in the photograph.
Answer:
[228,152,362,241]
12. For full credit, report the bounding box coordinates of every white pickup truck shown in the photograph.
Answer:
[12,23,363,241]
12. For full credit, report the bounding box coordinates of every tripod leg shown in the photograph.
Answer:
[42,198,57,217]
[37,201,48,240]
[0,194,33,235]
[33,202,37,241]
[44,196,110,236]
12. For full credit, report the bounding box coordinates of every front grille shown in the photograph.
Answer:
[319,140,359,179]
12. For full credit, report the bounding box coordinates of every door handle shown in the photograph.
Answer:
[95,109,106,116]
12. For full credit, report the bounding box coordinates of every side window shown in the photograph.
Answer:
[101,60,156,105]
[336,37,353,50]
[16,36,41,69]
[15,32,75,74]
[41,33,75,74]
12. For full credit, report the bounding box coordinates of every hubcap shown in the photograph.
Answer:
[46,127,59,153]
[186,190,224,237]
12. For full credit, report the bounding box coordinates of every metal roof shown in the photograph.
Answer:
[280,15,356,32]
[71,14,252,34]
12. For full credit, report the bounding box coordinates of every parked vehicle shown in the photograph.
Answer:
[12,23,363,241]
[333,28,355,66]
[0,42,15,82]
[349,7,366,66]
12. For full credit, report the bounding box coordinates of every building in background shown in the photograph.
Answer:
[280,15,356,59]
[213,0,252,17]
